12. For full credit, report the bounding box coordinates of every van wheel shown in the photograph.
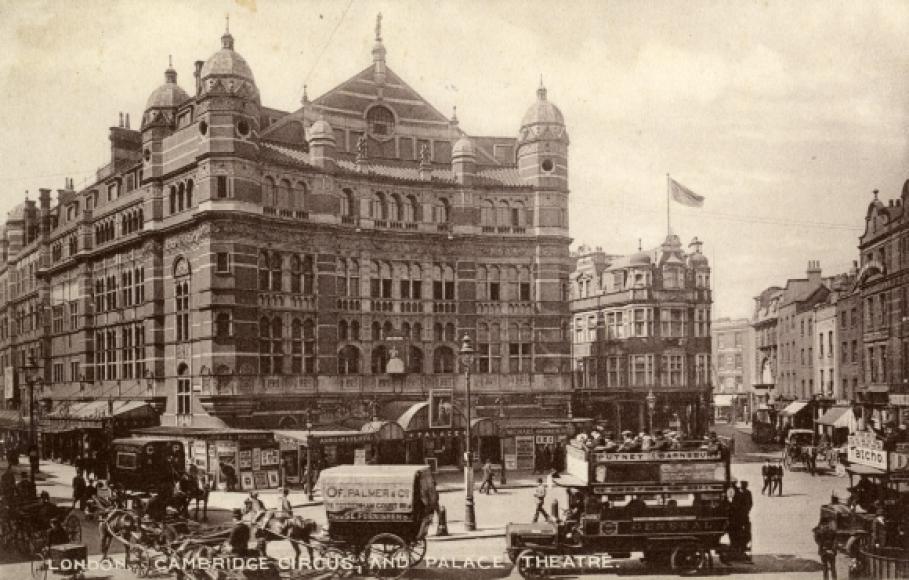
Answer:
[516,549,546,578]
[671,543,706,575]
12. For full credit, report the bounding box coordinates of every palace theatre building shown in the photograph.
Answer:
[0,18,575,470]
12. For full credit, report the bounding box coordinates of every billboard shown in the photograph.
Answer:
[428,389,453,428]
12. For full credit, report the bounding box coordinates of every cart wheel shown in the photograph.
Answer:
[671,543,707,575]
[321,547,357,578]
[362,533,409,579]
[30,553,49,580]
[403,538,427,566]
[64,513,82,543]
[515,549,546,579]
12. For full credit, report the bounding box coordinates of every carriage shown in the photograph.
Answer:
[315,464,438,578]
[506,440,737,578]
[109,437,186,493]
[0,496,82,556]
[782,429,817,471]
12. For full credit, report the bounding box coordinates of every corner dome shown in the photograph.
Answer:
[308,119,335,141]
[521,84,565,127]
[200,30,258,99]
[7,202,26,221]
[452,136,476,158]
[630,251,651,266]
[689,253,709,266]
[145,66,189,110]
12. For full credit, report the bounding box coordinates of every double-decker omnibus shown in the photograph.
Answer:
[506,440,736,577]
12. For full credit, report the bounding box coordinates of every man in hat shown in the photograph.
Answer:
[761,460,772,496]
[228,508,251,557]
[813,521,838,580]
[279,487,293,517]
[72,469,87,510]
[640,431,654,451]
[618,431,639,452]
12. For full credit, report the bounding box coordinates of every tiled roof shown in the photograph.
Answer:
[335,159,455,183]
[475,167,523,187]
[260,141,312,167]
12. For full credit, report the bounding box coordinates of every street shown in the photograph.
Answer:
[0,427,856,579]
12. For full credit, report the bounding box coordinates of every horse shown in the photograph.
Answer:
[251,510,320,566]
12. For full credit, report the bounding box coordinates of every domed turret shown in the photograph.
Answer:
[452,136,477,186]
[308,118,336,170]
[452,136,476,158]
[199,23,259,102]
[518,81,568,147]
[142,59,189,129]
[629,251,651,266]
[309,119,335,142]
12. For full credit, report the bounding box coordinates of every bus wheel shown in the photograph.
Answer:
[516,549,546,579]
[671,543,706,575]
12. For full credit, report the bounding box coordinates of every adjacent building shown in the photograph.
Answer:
[0,18,575,466]
[711,317,752,424]
[569,235,713,436]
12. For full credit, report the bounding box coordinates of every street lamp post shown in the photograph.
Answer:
[304,409,314,501]
[459,332,477,532]
[646,389,656,434]
[21,355,42,476]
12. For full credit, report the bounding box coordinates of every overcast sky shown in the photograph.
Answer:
[0,0,907,319]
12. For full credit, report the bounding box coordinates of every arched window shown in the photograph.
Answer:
[271,318,283,374]
[408,195,421,222]
[342,188,356,217]
[291,319,303,374]
[351,320,361,341]
[215,312,231,338]
[291,255,302,294]
[408,346,423,374]
[433,346,455,374]
[412,322,422,342]
[186,179,194,208]
[303,319,316,374]
[511,200,525,227]
[174,260,190,342]
[481,200,496,226]
[436,198,451,223]
[278,179,292,209]
[270,252,282,292]
[259,318,271,374]
[371,321,381,341]
[373,192,387,220]
[294,181,307,210]
[176,363,191,416]
[177,182,185,212]
[338,345,360,375]
[169,186,177,214]
[338,320,349,341]
[401,322,411,340]
[382,321,393,339]
[371,345,390,374]
[263,177,276,207]
[258,251,270,291]
[496,200,510,226]
[389,193,403,222]
[434,323,444,342]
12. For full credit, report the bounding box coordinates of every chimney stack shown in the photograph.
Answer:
[119,112,124,128]
[807,259,822,286]
[194,61,204,96]
[125,113,130,129]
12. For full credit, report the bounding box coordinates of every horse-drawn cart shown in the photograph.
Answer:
[782,429,817,471]
[0,497,82,556]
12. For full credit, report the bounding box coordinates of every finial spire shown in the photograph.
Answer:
[221,14,234,49]
[165,55,177,83]
[873,189,880,200]
[169,54,173,68]
[301,84,309,106]
[537,74,547,100]
[638,238,642,252]
[225,13,230,34]
[375,12,382,41]
[451,105,458,124]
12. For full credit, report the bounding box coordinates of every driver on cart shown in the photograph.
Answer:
[47,517,69,547]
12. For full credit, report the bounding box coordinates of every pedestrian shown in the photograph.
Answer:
[738,481,753,555]
[479,459,498,494]
[72,469,87,510]
[761,460,772,495]
[813,522,838,580]
[775,462,784,496]
[28,445,39,474]
[243,490,265,516]
[279,487,293,517]
[228,508,252,557]
[17,472,36,501]
[729,485,744,553]
[532,478,551,523]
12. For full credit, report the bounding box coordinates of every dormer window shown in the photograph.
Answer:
[366,105,395,140]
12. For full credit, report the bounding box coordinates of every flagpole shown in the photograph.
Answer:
[666,173,671,236]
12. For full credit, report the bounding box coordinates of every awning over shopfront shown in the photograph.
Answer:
[713,394,735,407]
[817,406,857,431]
[360,421,405,441]
[48,400,158,421]
[471,417,498,437]
[395,401,467,431]
[779,401,809,417]
[274,429,372,450]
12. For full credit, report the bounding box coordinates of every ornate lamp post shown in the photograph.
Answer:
[646,389,657,434]
[459,332,477,532]
[304,408,314,501]
[21,355,42,476]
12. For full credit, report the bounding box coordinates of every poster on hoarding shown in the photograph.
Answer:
[239,449,252,470]
[429,389,453,428]
[252,448,261,471]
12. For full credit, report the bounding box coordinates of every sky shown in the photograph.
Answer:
[0,0,908,319]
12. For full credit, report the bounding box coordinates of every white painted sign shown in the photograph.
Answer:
[849,445,887,470]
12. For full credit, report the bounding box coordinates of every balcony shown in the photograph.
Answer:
[476,301,534,315]
[258,293,316,310]
[336,298,362,311]
[433,301,457,314]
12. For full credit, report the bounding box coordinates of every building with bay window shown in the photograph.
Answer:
[0,17,573,463]
[569,236,712,435]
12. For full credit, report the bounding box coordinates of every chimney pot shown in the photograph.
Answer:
[125,113,130,129]
[119,112,124,128]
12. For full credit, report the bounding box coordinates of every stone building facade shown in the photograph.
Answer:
[710,317,753,423]
[0,21,573,440]
[569,236,712,436]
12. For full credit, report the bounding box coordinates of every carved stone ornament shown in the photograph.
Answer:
[165,223,212,251]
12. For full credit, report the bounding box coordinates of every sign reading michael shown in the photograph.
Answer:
[429,390,453,428]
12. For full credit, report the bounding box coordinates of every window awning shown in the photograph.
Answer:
[779,401,809,417]
[713,394,735,407]
[47,400,157,421]
[817,406,856,430]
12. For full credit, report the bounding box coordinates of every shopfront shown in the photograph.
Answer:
[274,429,374,489]
[132,427,279,491]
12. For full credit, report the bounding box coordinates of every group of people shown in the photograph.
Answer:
[727,481,753,556]
[760,460,785,496]
[573,428,726,454]
[532,443,564,474]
